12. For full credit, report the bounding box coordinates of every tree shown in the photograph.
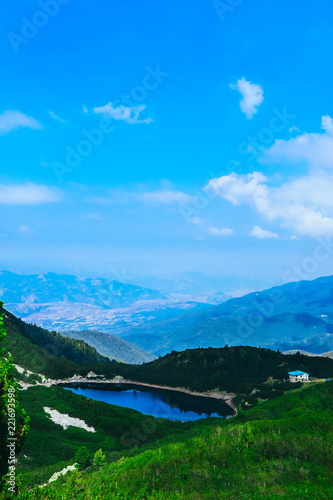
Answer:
[75,446,91,470]
[240,422,254,449]
[93,449,106,469]
[0,302,30,493]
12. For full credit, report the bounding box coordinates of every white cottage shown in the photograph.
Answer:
[288,370,309,383]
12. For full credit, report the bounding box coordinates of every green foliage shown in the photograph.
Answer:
[83,345,333,397]
[1,306,109,380]
[23,321,110,365]
[62,330,155,365]
[93,449,106,469]
[0,302,30,493]
[1,380,332,499]
[240,422,254,449]
[75,447,91,471]
[1,304,333,498]
[14,385,185,487]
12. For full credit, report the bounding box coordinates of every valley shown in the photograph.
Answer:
[1,274,333,499]
[0,270,210,334]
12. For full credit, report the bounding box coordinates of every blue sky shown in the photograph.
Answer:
[1,0,333,289]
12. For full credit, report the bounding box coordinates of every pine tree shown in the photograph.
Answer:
[75,446,91,470]
[240,422,254,449]
[93,449,106,469]
[0,302,30,493]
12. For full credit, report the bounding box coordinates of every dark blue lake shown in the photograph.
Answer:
[63,383,233,421]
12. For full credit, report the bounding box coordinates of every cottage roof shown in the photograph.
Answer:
[288,370,309,376]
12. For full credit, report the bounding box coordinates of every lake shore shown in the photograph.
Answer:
[54,375,237,415]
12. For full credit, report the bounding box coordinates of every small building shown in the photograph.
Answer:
[288,370,309,383]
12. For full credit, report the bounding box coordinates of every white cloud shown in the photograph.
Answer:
[230,77,264,119]
[83,105,89,114]
[0,183,62,205]
[205,171,333,238]
[48,111,66,124]
[261,115,333,170]
[250,225,279,239]
[93,102,153,125]
[205,172,269,211]
[208,226,234,236]
[289,125,300,133]
[204,116,333,238]
[0,110,43,135]
[321,115,333,135]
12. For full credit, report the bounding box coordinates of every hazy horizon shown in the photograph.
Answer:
[2,1,333,294]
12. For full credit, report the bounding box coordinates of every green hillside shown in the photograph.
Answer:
[2,307,333,499]
[115,276,333,355]
[61,329,156,364]
[1,378,332,499]
[82,346,333,401]
[13,385,185,488]
[118,309,333,356]
[1,306,108,379]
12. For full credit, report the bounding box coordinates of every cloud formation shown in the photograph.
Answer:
[0,110,43,135]
[205,171,333,237]
[261,115,333,170]
[93,103,153,124]
[205,116,333,238]
[250,225,279,239]
[230,77,264,119]
[0,183,62,204]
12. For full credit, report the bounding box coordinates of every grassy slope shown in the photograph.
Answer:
[2,380,332,499]
[15,385,187,487]
[1,307,108,378]
[61,329,156,364]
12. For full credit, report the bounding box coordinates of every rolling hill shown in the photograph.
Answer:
[1,304,108,378]
[115,276,333,355]
[1,305,155,375]
[61,329,156,364]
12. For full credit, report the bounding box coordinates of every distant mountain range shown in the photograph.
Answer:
[116,276,333,355]
[283,349,333,360]
[204,275,333,320]
[2,270,333,359]
[0,270,166,307]
[1,305,155,369]
[0,270,208,332]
